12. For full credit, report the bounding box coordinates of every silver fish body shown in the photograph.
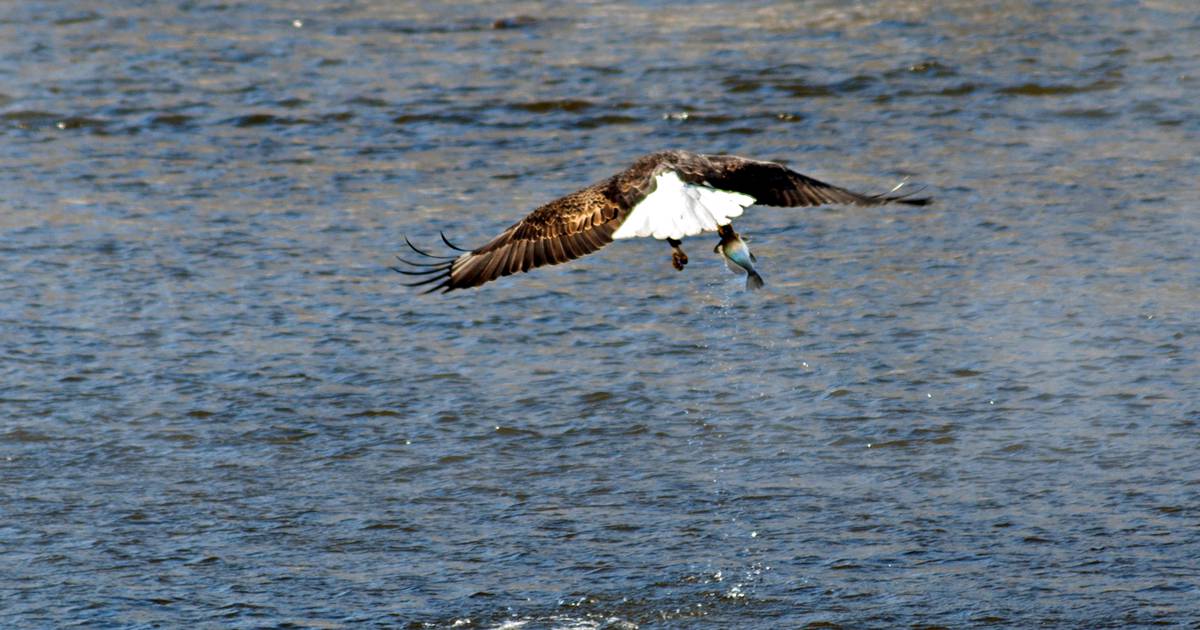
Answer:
[715,225,764,290]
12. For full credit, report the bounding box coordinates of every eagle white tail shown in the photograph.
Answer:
[612,171,755,241]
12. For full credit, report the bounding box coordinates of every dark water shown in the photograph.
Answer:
[3,1,1199,627]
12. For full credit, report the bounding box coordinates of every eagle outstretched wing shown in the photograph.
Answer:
[671,153,929,208]
[395,184,624,293]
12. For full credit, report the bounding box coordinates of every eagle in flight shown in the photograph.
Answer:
[395,150,929,293]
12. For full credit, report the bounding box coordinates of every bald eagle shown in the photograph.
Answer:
[395,150,929,293]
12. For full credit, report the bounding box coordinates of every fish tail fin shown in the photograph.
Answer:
[745,269,765,290]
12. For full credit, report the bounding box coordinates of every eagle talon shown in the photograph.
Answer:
[668,238,688,271]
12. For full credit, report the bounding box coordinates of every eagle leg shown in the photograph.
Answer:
[668,238,688,271]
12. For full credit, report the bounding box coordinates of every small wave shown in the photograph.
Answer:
[778,80,836,98]
[148,113,194,127]
[575,114,640,129]
[511,99,595,113]
[724,68,883,99]
[52,11,101,26]
[3,110,65,128]
[392,112,479,125]
[347,95,390,108]
[1055,107,1116,119]
[228,113,298,127]
[2,110,115,133]
[492,15,539,30]
[901,60,959,77]
[53,115,107,131]
[1,428,56,443]
[335,16,551,36]
[997,80,1118,96]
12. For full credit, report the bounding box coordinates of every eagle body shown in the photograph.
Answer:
[397,150,928,293]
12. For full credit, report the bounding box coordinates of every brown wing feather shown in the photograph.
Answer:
[673,153,930,208]
[396,183,624,293]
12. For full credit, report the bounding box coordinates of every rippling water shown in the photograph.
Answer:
[2,1,1198,627]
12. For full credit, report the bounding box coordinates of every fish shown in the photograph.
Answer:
[714,224,764,290]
